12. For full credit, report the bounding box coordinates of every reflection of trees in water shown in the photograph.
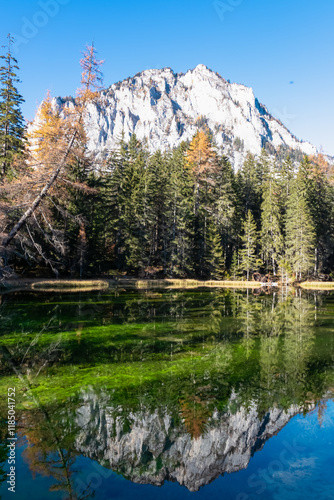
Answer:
[257,293,316,412]
[0,290,333,455]
[0,345,92,499]
[282,294,315,406]
[0,417,9,489]
[236,289,261,358]
[180,394,212,439]
[20,408,92,500]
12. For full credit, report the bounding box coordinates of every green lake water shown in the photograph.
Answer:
[0,288,333,499]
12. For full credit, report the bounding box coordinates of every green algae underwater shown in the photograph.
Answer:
[0,287,334,499]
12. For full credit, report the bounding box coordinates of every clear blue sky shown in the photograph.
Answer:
[1,0,333,154]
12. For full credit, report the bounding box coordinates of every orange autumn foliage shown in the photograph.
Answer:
[309,153,333,181]
[186,130,217,181]
[180,395,211,439]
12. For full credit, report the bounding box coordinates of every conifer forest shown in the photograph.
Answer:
[1,38,333,284]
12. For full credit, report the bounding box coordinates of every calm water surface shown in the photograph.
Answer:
[0,288,333,499]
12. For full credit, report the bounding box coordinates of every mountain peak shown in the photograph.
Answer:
[193,64,211,72]
[53,65,319,169]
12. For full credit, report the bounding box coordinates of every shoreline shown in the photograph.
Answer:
[0,278,333,293]
[0,278,263,293]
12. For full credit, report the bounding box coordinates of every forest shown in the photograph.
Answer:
[0,37,333,283]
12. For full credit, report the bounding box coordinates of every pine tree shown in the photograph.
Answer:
[299,155,332,273]
[237,153,263,223]
[212,156,238,267]
[143,150,171,274]
[206,222,225,279]
[119,135,147,273]
[230,250,241,280]
[280,155,294,201]
[285,172,315,280]
[168,143,194,277]
[240,210,259,280]
[0,34,25,179]
[260,168,283,275]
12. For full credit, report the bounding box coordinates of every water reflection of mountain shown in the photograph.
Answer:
[74,390,306,492]
[1,289,334,497]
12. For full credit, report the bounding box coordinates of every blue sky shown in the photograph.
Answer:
[1,0,333,154]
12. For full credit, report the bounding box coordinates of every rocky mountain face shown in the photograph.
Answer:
[74,390,302,492]
[54,64,318,170]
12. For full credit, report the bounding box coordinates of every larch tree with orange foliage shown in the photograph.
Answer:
[186,130,223,276]
[0,45,103,275]
[186,130,217,215]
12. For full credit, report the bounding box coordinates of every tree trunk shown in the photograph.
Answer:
[2,131,77,249]
[314,248,318,274]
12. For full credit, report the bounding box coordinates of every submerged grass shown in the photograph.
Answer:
[0,338,251,409]
[1,288,334,416]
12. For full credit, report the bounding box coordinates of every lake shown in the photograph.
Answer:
[0,287,333,499]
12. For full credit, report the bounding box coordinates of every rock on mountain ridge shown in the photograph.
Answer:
[54,64,318,169]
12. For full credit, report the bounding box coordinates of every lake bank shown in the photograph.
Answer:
[1,277,334,293]
[0,278,267,293]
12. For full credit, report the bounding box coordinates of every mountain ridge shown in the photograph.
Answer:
[52,64,321,169]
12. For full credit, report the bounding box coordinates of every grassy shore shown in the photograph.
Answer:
[5,278,334,293]
[134,279,263,289]
[31,280,109,292]
[0,279,110,293]
[0,277,264,293]
[299,281,334,290]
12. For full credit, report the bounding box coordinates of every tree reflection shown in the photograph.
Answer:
[0,288,334,493]
[0,344,92,499]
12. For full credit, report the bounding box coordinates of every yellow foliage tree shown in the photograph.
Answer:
[2,45,104,249]
[186,130,216,177]
[186,130,217,214]
[309,153,332,180]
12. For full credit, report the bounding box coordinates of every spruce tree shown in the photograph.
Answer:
[0,34,25,179]
[120,135,148,273]
[212,156,238,267]
[144,150,171,274]
[299,155,332,273]
[230,250,242,280]
[285,172,315,280]
[240,210,259,280]
[280,155,294,201]
[168,143,194,277]
[206,222,225,280]
[260,168,283,275]
[236,153,263,226]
